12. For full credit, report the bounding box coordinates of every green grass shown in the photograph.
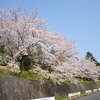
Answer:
[21,70,40,80]
[81,92,86,95]
[56,96,69,100]
[61,80,71,84]
[0,69,55,82]
[0,66,71,83]
[43,78,54,82]
[0,67,41,80]
[81,80,92,84]
[0,73,11,77]
[76,77,93,84]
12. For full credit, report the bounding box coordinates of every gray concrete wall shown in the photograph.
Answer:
[0,76,100,100]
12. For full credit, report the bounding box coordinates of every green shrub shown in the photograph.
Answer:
[9,72,20,77]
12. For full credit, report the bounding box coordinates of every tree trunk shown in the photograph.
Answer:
[19,57,24,77]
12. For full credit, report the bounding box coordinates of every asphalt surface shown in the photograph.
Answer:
[77,92,100,100]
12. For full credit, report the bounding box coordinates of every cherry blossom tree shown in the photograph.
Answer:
[0,8,99,83]
[53,57,100,83]
[0,8,78,74]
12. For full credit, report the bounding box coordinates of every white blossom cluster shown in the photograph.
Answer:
[54,57,100,83]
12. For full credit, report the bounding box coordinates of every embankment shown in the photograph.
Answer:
[0,76,100,100]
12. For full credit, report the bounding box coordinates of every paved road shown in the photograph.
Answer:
[77,92,100,100]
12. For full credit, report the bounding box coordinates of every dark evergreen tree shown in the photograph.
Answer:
[85,51,99,65]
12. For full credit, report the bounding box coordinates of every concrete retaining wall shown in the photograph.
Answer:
[0,76,100,100]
